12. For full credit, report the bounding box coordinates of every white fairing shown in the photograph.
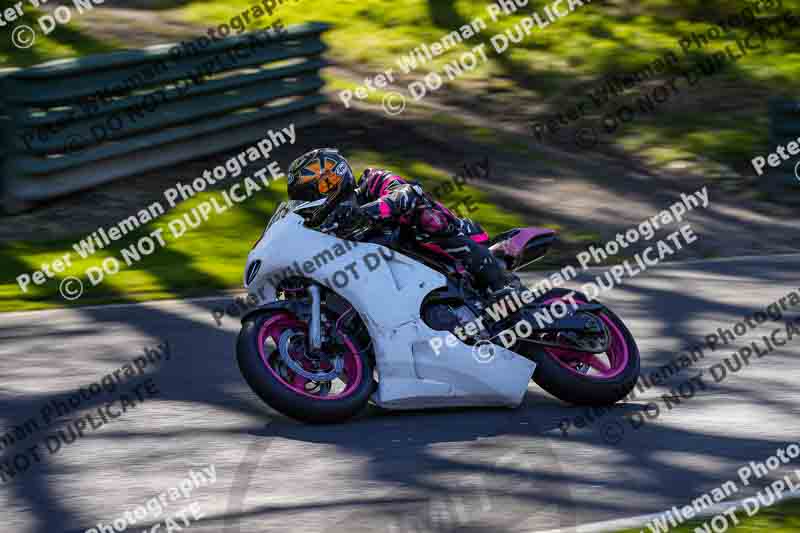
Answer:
[245,211,536,409]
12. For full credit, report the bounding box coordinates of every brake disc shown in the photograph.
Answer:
[277,329,344,381]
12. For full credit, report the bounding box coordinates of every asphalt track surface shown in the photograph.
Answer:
[1,254,799,533]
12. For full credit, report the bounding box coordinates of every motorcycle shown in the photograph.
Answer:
[236,198,640,423]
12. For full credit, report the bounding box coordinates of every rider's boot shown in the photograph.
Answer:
[478,255,523,304]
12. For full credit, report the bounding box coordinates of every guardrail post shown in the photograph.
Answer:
[0,68,12,214]
[768,98,800,193]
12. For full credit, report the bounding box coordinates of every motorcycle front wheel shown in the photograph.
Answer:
[237,310,375,423]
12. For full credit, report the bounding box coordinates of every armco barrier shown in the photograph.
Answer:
[768,98,800,190]
[0,22,330,213]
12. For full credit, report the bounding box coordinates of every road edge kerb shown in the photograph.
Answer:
[532,491,800,533]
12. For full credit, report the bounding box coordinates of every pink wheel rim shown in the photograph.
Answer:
[541,298,629,379]
[257,313,363,400]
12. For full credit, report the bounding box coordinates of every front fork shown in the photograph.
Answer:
[308,284,323,350]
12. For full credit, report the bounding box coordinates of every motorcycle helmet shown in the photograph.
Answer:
[287,148,356,209]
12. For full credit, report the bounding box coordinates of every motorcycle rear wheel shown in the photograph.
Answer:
[523,289,640,406]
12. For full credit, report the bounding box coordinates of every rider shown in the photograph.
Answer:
[286,148,515,297]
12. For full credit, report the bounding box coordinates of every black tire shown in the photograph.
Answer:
[524,288,640,406]
[237,310,375,424]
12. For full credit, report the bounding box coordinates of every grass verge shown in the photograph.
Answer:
[0,150,530,312]
[614,497,800,533]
